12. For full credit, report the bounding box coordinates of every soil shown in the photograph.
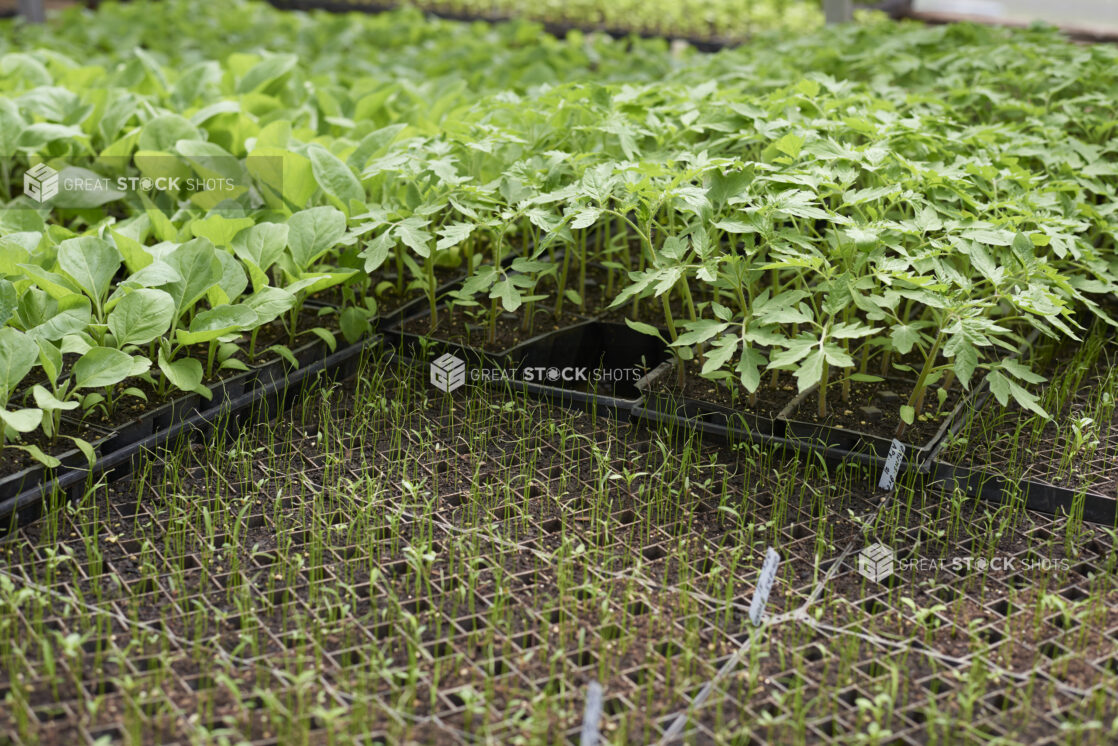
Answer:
[648,356,799,419]
[948,336,1118,497]
[4,357,1116,745]
[787,375,964,446]
[402,305,591,354]
[0,417,109,480]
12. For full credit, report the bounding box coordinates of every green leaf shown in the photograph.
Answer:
[58,236,122,308]
[176,305,257,346]
[66,436,96,467]
[395,219,432,259]
[26,295,91,342]
[190,215,254,248]
[72,347,135,390]
[287,207,347,270]
[244,287,295,326]
[309,327,336,353]
[138,113,200,151]
[237,54,298,93]
[436,223,474,251]
[0,279,17,328]
[491,279,521,313]
[340,307,371,344]
[0,327,38,403]
[12,443,59,468]
[773,133,804,159]
[900,405,915,425]
[308,144,364,211]
[107,289,174,347]
[163,238,222,327]
[32,384,77,412]
[158,349,210,399]
[624,319,666,343]
[0,407,42,434]
[950,339,978,390]
[890,324,922,356]
[50,167,127,208]
[794,348,825,393]
[232,222,289,290]
[359,231,394,273]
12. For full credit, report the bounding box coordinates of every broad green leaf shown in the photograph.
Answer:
[13,443,60,468]
[138,113,200,151]
[359,231,394,273]
[237,54,298,93]
[232,222,288,290]
[308,143,363,211]
[190,215,254,248]
[1,409,43,434]
[32,385,77,412]
[163,238,222,327]
[395,219,432,258]
[0,279,15,326]
[158,349,210,399]
[176,304,257,346]
[26,295,91,342]
[107,289,174,347]
[436,223,474,251]
[624,319,666,343]
[287,207,347,269]
[58,236,122,309]
[245,287,295,325]
[794,348,825,393]
[0,327,38,403]
[207,251,249,307]
[773,133,804,159]
[72,347,134,390]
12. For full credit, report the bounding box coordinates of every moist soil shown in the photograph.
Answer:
[5,364,1117,744]
[0,418,109,479]
[402,305,591,354]
[787,375,964,446]
[648,357,799,419]
[948,336,1118,497]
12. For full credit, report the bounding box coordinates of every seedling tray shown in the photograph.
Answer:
[929,462,1117,526]
[266,0,745,51]
[496,320,674,418]
[0,336,384,536]
[778,375,994,473]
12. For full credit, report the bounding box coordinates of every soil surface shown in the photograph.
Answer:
[787,375,964,446]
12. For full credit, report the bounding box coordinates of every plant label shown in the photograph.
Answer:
[580,681,603,746]
[749,547,780,626]
[878,438,905,492]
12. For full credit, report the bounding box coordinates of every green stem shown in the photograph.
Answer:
[900,329,946,437]
[819,357,829,419]
[426,253,438,333]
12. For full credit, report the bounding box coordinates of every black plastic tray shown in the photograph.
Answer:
[0,336,384,535]
[929,462,1116,526]
[496,320,673,418]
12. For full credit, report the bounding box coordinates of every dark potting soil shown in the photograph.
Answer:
[0,418,109,480]
[313,264,464,316]
[787,376,963,446]
[402,305,590,354]
[648,357,799,419]
[953,346,1118,498]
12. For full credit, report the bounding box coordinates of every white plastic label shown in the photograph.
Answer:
[749,547,780,626]
[878,438,905,492]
